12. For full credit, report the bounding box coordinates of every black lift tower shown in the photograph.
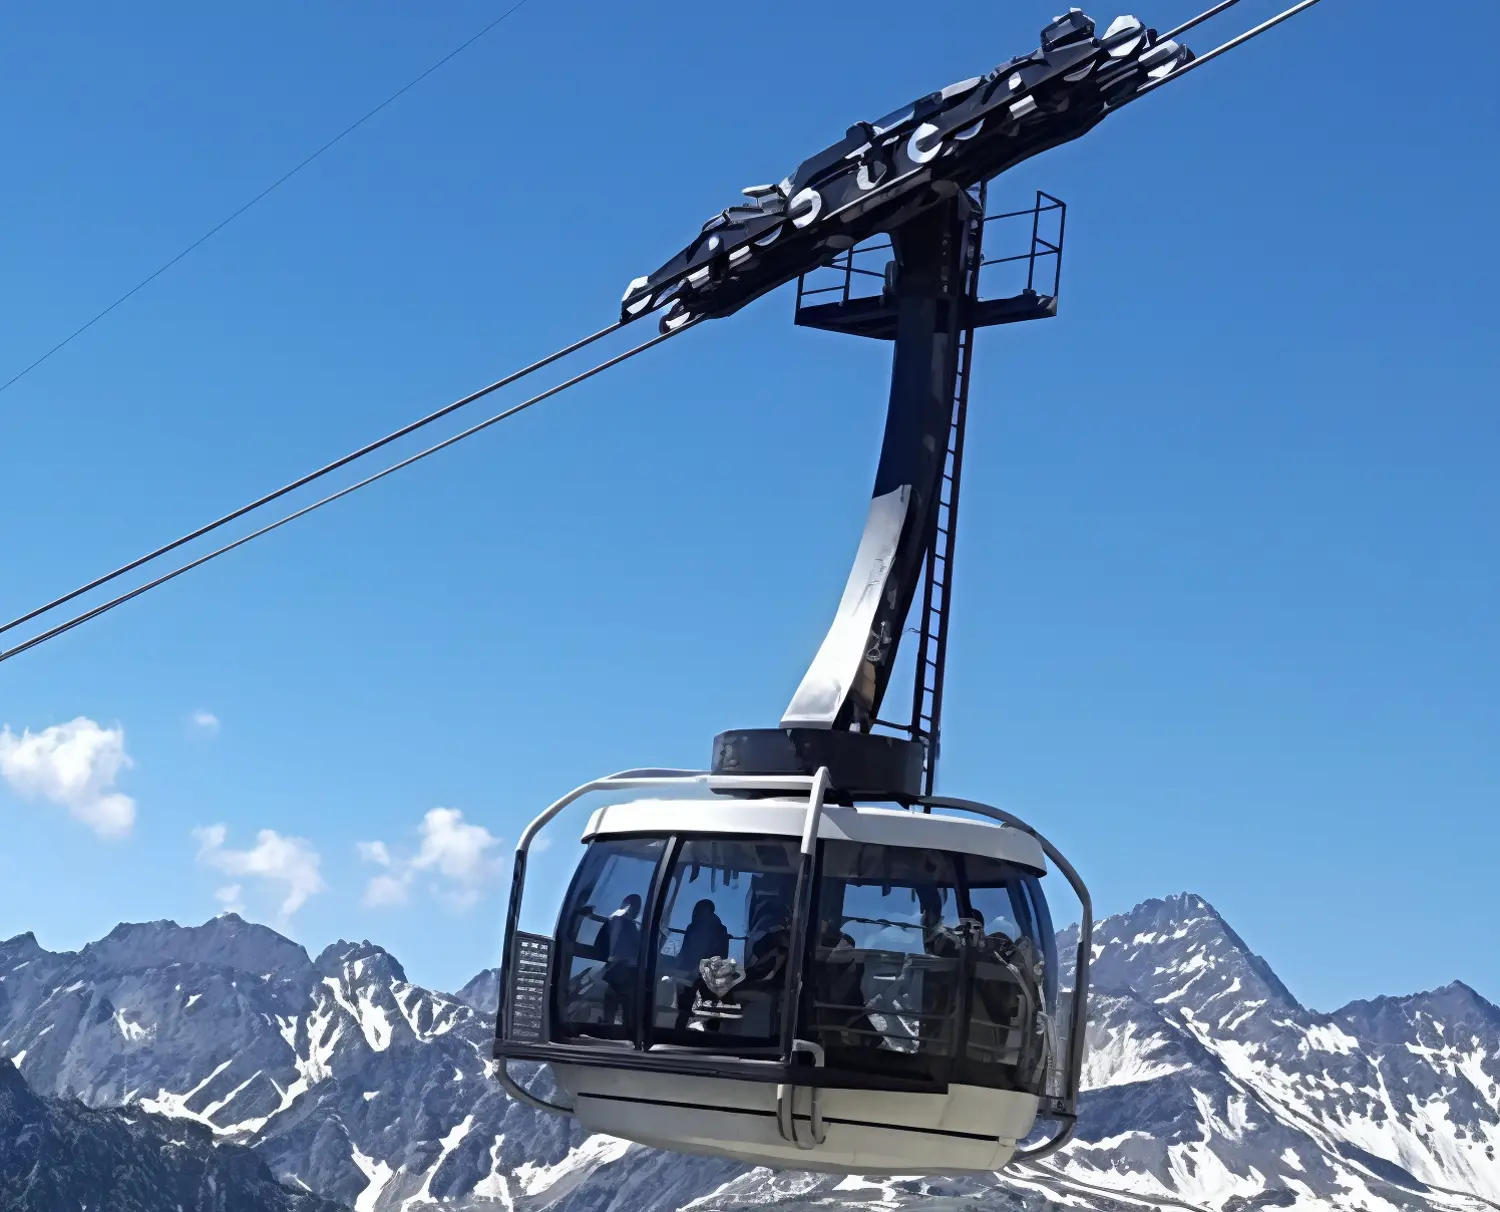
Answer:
[607,2,1324,801]
[713,186,1064,798]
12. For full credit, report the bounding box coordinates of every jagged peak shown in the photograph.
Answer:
[0,1056,38,1104]
[0,1055,32,1100]
[455,967,501,1014]
[1085,892,1226,948]
[1442,978,1490,1002]
[1335,978,1500,1026]
[0,930,48,967]
[314,939,407,985]
[80,915,314,979]
[1086,891,1302,1012]
[1163,890,1215,913]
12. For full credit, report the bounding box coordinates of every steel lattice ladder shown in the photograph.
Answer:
[909,188,987,797]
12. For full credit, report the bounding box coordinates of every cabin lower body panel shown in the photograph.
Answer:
[552,1064,1038,1173]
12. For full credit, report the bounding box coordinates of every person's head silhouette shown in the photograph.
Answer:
[618,893,642,921]
[691,899,718,924]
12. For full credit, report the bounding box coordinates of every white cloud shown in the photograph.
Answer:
[188,710,220,737]
[0,717,136,839]
[357,808,503,911]
[364,871,413,908]
[194,824,324,922]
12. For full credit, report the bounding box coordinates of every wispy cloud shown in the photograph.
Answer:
[188,710,220,737]
[193,825,324,922]
[358,808,503,911]
[0,717,136,839]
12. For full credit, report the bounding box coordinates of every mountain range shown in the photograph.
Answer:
[0,1054,341,1211]
[1,894,1495,1212]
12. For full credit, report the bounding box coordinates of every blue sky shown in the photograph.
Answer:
[0,1,1495,1011]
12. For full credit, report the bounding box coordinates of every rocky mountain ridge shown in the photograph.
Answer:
[1,895,1495,1212]
[0,1055,340,1211]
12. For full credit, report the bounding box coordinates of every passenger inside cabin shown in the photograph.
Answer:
[679,898,731,971]
[674,898,731,1029]
[602,893,643,1031]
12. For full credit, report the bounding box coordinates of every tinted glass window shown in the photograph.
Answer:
[1020,874,1059,1012]
[960,855,1053,1093]
[1021,871,1068,1103]
[652,837,800,1047]
[553,837,664,1041]
[807,842,964,1082]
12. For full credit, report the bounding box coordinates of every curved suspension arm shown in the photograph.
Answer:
[781,198,978,731]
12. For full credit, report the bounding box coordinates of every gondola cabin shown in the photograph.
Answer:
[494,770,1091,1174]
[476,0,1335,1175]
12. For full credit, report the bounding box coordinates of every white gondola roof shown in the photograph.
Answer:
[580,796,1048,872]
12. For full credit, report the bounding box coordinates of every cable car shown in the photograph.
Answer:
[494,770,1091,1172]
[488,34,1103,1171]
[0,4,1323,1174]
[489,1,1324,1171]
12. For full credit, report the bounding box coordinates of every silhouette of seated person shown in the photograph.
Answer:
[600,893,643,1036]
[964,914,1039,1074]
[684,878,800,1039]
[810,882,969,1077]
[810,916,879,1054]
[673,898,731,1029]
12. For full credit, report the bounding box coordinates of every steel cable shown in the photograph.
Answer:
[0,322,690,666]
[0,320,624,641]
[0,0,536,399]
[1126,0,1324,104]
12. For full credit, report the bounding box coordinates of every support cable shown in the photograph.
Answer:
[1158,0,1245,42]
[0,322,690,667]
[1128,0,1324,102]
[0,320,624,641]
[0,0,535,400]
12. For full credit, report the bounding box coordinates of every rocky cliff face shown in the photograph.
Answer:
[1042,895,1498,1212]
[0,1056,340,1211]
[1,896,1495,1212]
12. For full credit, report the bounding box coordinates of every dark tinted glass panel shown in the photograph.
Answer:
[806,842,964,1082]
[553,837,664,1041]
[960,855,1054,1093]
[1022,871,1068,1104]
[1021,874,1059,1011]
[651,837,800,1047]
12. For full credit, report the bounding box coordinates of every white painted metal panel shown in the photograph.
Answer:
[554,1064,1037,1173]
[581,796,1047,871]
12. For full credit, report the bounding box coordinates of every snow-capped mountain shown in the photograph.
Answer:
[1045,896,1499,1212]
[0,1056,340,1211]
[0,895,1495,1212]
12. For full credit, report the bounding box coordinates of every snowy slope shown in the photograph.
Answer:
[1,896,1495,1212]
[0,1056,339,1211]
[0,917,717,1210]
[1042,895,1499,1212]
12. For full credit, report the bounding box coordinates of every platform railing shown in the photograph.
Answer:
[979,190,1066,302]
[793,190,1066,319]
